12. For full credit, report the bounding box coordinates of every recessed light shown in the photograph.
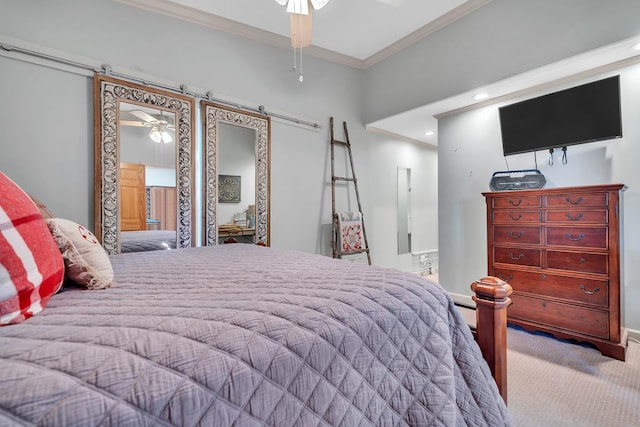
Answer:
[473,93,489,100]
[424,130,436,136]
[633,43,640,51]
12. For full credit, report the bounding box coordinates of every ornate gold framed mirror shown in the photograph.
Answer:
[94,75,195,254]
[201,101,270,246]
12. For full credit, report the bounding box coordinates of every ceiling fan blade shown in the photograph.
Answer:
[120,120,146,127]
[129,110,158,123]
[274,0,287,5]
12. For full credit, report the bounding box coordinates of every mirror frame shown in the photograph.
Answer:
[94,75,196,254]
[201,101,270,246]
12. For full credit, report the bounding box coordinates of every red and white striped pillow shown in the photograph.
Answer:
[0,172,65,325]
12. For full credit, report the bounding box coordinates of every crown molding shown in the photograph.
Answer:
[116,0,490,70]
[366,126,437,148]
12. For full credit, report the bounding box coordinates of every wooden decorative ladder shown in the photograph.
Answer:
[330,117,371,265]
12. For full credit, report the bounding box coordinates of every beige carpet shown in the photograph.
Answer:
[507,326,640,426]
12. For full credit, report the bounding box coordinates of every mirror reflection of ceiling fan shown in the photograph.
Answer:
[121,110,175,144]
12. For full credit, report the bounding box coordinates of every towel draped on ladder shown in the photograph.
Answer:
[335,212,363,253]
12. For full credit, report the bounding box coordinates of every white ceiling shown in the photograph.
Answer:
[119,0,640,147]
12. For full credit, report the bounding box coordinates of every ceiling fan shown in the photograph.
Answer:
[274,0,328,48]
[120,110,175,144]
[275,0,400,81]
[274,0,402,47]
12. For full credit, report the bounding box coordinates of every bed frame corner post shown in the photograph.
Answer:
[471,276,512,403]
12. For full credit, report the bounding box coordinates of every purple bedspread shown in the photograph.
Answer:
[0,245,511,426]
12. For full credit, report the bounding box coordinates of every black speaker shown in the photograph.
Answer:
[489,169,546,191]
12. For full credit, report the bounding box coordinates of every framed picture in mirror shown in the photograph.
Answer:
[218,175,241,203]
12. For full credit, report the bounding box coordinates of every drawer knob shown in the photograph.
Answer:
[566,196,584,205]
[509,253,525,260]
[509,231,525,238]
[580,285,600,295]
[566,213,584,221]
[509,199,523,207]
[509,213,523,220]
[566,233,585,241]
[541,274,546,280]
[579,258,587,263]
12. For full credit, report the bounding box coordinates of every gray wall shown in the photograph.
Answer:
[438,64,640,330]
[363,0,640,123]
[0,0,438,267]
[0,56,94,224]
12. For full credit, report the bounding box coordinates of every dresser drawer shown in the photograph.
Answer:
[494,226,541,245]
[493,195,541,208]
[493,210,541,223]
[545,192,607,208]
[546,227,607,249]
[546,250,608,275]
[509,294,609,339]
[492,268,609,308]
[545,210,608,223]
[494,247,541,267]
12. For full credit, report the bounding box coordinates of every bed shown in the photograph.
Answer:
[120,230,177,253]
[0,243,512,426]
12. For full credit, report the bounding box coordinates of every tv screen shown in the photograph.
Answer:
[499,75,622,156]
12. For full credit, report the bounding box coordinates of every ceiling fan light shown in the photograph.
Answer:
[161,131,173,144]
[287,0,308,15]
[149,127,162,143]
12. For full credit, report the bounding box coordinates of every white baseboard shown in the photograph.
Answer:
[628,328,640,343]
[449,292,475,308]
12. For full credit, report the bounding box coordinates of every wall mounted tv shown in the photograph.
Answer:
[499,75,622,156]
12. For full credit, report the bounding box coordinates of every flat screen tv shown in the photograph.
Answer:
[499,75,622,156]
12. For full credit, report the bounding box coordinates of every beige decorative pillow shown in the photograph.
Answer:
[46,218,113,289]
[28,194,55,219]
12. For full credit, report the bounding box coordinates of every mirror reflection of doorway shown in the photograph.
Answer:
[217,123,257,244]
[397,167,411,254]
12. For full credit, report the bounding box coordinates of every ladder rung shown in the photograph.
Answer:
[332,139,349,146]
[339,249,370,256]
[333,176,355,182]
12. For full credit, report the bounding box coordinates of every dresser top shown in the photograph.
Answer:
[482,183,625,197]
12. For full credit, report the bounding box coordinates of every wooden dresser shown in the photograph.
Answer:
[483,184,626,360]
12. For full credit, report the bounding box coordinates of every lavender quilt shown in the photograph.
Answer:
[0,245,511,426]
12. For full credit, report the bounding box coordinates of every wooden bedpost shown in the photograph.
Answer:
[471,276,512,403]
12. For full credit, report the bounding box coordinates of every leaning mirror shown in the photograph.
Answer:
[94,75,195,255]
[201,101,270,246]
